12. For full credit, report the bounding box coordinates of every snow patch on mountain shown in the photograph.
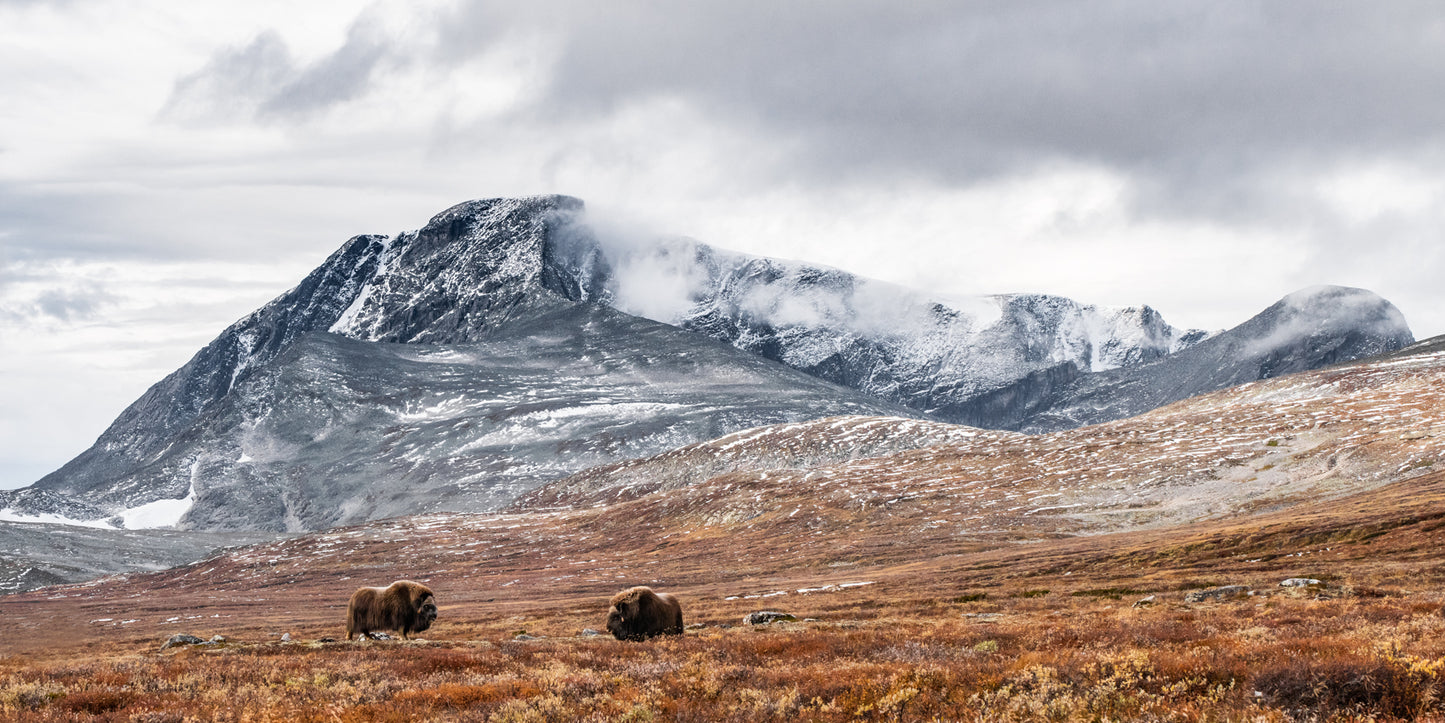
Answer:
[117,482,196,529]
[328,235,398,335]
[0,509,116,529]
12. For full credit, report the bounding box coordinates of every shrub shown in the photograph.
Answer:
[1254,654,1442,719]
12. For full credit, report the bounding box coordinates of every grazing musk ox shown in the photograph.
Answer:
[606,586,684,640]
[346,580,438,641]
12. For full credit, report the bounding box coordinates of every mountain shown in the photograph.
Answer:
[954,285,1416,432]
[33,196,592,505]
[22,195,1413,535]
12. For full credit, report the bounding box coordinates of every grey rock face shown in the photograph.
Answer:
[0,489,112,525]
[35,196,587,507]
[160,634,206,650]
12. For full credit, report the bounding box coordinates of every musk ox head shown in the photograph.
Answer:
[606,586,684,641]
[346,580,437,641]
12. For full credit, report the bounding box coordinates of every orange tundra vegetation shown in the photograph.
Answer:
[1,470,1445,721]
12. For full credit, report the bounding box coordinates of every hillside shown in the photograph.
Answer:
[523,335,1445,536]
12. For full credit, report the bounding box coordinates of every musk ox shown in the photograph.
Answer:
[606,586,684,641]
[346,580,438,641]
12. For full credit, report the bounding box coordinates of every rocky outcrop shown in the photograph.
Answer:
[160,634,206,650]
[1183,585,1251,603]
[743,611,798,625]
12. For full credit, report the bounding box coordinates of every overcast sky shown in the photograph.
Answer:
[3,1,1445,489]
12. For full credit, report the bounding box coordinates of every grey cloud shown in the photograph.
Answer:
[0,267,115,326]
[0,183,139,262]
[161,31,295,124]
[258,20,392,118]
[162,17,394,124]
[154,0,1445,232]
[33,286,113,322]
[423,1,1445,221]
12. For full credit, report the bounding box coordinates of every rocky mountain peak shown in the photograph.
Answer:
[328,194,591,343]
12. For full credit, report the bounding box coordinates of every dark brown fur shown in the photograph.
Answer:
[345,580,437,641]
[606,586,684,641]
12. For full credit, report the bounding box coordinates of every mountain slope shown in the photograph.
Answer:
[522,334,1445,538]
[42,305,920,532]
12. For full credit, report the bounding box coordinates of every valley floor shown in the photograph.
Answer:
[3,470,1445,721]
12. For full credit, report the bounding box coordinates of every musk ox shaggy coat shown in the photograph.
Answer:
[346,580,437,641]
[606,586,684,641]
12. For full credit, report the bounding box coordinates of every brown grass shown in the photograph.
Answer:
[2,471,1445,720]
[1,596,1443,721]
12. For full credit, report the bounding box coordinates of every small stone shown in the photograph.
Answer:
[513,633,538,641]
[280,633,291,642]
[317,637,337,643]
[1401,431,1428,441]
[685,623,706,630]
[803,618,819,623]
[205,635,226,645]
[367,632,393,641]
[744,611,797,625]
[1132,595,1158,608]
[161,634,205,651]
[1183,585,1250,603]
[1280,578,1322,588]
[580,629,602,637]
[963,612,1003,622]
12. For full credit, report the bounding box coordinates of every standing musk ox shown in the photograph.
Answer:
[346,580,438,641]
[606,586,684,641]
